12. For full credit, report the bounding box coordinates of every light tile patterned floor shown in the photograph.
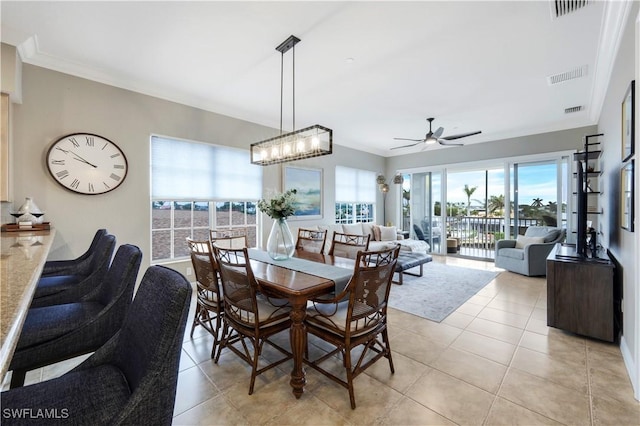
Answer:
[5,255,639,425]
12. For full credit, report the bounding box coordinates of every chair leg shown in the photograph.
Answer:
[214,323,230,363]
[248,339,260,395]
[344,350,356,409]
[382,329,395,374]
[9,369,26,389]
[190,304,202,338]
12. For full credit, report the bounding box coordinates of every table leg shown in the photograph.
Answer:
[289,299,307,398]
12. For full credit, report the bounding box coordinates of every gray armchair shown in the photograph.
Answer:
[494,226,565,276]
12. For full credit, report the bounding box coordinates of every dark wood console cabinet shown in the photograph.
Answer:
[547,244,617,342]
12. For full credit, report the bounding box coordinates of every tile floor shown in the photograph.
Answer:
[5,255,639,425]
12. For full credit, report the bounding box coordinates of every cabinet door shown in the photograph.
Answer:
[548,260,614,341]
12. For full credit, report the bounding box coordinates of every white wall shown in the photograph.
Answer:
[597,2,640,399]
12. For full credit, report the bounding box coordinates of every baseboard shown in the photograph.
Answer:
[620,335,640,401]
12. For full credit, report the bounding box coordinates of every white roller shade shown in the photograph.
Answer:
[335,166,376,203]
[151,136,262,200]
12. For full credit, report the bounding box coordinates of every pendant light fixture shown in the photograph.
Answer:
[250,35,333,166]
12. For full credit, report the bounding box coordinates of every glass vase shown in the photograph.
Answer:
[266,218,295,260]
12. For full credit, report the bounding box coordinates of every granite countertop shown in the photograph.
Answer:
[0,228,56,379]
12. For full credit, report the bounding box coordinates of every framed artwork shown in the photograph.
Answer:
[621,80,635,162]
[283,166,323,220]
[620,160,634,232]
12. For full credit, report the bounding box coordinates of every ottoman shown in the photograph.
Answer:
[394,252,433,285]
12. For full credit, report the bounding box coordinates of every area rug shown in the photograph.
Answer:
[388,263,499,322]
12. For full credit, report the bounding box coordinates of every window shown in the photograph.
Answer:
[151,136,262,261]
[335,166,376,224]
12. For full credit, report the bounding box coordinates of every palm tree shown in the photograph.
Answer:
[531,197,543,207]
[488,194,505,215]
[463,184,477,216]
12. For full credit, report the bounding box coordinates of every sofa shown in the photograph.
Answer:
[297,223,429,254]
[494,226,566,276]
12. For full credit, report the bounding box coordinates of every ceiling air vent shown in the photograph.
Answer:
[547,65,588,85]
[551,0,590,19]
[565,105,583,114]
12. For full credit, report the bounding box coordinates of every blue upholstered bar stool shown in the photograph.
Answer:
[31,233,116,308]
[1,265,192,425]
[8,244,142,388]
[40,229,108,277]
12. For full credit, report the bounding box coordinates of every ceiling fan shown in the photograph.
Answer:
[391,117,481,150]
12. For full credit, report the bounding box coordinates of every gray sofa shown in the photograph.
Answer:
[494,226,566,276]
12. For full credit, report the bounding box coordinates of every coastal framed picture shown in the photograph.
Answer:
[621,80,635,162]
[283,166,323,220]
[620,160,634,232]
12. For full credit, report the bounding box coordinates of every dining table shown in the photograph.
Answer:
[0,228,56,380]
[246,248,355,399]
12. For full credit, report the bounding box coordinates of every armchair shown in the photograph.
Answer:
[494,226,565,276]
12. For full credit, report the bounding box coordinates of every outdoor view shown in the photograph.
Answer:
[404,160,567,258]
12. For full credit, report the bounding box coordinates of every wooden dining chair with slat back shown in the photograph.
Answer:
[328,232,370,259]
[295,228,327,254]
[211,246,293,395]
[186,238,224,358]
[210,228,248,249]
[304,245,400,409]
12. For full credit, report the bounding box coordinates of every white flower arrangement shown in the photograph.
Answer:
[257,189,297,220]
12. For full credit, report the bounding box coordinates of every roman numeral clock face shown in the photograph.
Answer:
[46,133,128,195]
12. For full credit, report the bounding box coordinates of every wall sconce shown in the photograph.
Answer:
[377,173,402,224]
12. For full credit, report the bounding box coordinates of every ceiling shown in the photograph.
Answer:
[0,1,623,157]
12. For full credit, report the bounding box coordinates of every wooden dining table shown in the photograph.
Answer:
[247,249,354,399]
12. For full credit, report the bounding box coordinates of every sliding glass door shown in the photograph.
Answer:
[410,171,442,254]
[508,158,568,238]
[446,167,503,259]
[401,153,569,260]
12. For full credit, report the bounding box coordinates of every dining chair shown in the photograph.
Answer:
[9,244,142,388]
[1,265,192,425]
[210,228,248,249]
[31,233,117,308]
[211,246,292,395]
[295,228,327,254]
[304,245,400,409]
[327,232,370,259]
[40,228,108,277]
[186,237,224,357]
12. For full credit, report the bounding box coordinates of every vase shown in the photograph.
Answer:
[266,218,295,260]
[16,197,44,224]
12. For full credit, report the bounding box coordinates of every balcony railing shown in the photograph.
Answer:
[403,216,548,260]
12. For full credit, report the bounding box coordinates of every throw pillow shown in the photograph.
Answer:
[379,226,397,242]
[360,222,377,241]
[342,223,363,235]
[515,235,545,249]
[371,225,381,241]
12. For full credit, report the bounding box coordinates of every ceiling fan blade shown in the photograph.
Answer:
[433,127,445,138]
[393,137,424,142]
[438,139,465,146]
[391,141,423,150]
[440,130,482,141]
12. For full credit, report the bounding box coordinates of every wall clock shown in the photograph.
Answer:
[46,133,128,195]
